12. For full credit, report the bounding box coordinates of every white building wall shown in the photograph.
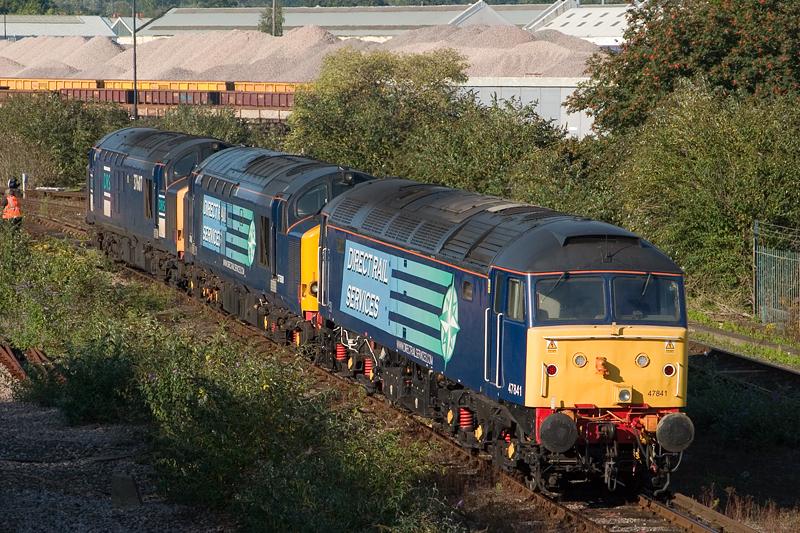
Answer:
[464,77,593,138]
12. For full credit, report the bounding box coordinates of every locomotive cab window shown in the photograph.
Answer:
[170,152,197,183]
[536,275,605,322]
[613,275,681,324]
[506,278,525,322]
[295,183,330,218]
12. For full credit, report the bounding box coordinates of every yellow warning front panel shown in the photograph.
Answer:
[300,225,320,313]
[524,325,688,409]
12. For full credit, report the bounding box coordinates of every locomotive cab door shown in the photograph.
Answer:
[487,270,528,394]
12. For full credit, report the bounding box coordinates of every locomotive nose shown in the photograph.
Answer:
[539,412,578,453]
[656,413,695,452]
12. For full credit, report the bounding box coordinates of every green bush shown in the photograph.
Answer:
[286,48,469,174]
[39,326,146,424]
[0,230,115,353]
[508,135,624,223]
[151,105,288,150]
[0,93,129,188]
[395,98,564,197]
[614,82,800,300]
[6,233,460,531]
[138,331,447,531]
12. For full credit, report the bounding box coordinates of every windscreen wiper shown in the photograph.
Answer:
[544,272,568,296]
[640,272,652,297]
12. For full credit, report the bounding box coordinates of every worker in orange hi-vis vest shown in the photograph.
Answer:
[1,189,22,229]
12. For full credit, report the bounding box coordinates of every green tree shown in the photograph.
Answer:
[396,98,564,197]
[286,48,469,174]
[0,94,129,188]
[0,0,53,14]
[614,81,800,300]
[154,105,250,144]
[258,2,283,36]
[569,0,800,133]
[508,135,623,224]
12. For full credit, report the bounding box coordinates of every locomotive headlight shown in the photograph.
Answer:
[310,281,318,296]
[617,387,632,403]
[573,353,588,368]
[635,353,650,368]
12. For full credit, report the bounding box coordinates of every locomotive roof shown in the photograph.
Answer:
[194,146,359,204]
[323,179,682,276]
[93,127,225,167]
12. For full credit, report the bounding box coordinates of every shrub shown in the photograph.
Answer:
[286,48,469,174]
[614,82,800,300]
[395,97,564,197]
[151,105,289,150]
[0,134,61,187]
[508,135,624,223]
[0,230,118,354]
[7,235,459,531]
[153,105,251,145]
[0,93,129,188]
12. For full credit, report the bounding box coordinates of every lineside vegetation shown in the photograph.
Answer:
[0,228,462,532]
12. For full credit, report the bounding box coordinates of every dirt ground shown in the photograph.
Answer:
[0,367,231,533]
[674,437,800,507]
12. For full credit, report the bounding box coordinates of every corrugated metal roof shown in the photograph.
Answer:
[139,4,549,37]
[531,5,629,47]
[108,17,152,36]
[0,15,115,38]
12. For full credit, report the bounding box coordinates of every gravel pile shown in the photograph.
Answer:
[0,25,597,81]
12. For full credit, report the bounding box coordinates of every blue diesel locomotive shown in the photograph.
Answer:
[88,128,694,494]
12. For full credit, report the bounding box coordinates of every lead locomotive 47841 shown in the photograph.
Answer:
[88,128,694,495]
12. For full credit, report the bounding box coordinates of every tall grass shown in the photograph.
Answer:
[0,228,462,532]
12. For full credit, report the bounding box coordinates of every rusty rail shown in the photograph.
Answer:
[0,344,27,380]
[640,494,756,533]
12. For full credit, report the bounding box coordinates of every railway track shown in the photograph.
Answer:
[688,338,800,396]
[12,194,757,533]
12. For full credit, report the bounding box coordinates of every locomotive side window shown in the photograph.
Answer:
[462,280,474,302]
[296,183,330,217]
[258,216,270,268]
[506,278,525,322]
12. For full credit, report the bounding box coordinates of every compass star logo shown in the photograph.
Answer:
[439,283,460,365]
[247,220,257,267]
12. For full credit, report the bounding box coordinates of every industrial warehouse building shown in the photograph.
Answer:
[0,15,115,39]
[0,0,628,138]
[137,3,550,41]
